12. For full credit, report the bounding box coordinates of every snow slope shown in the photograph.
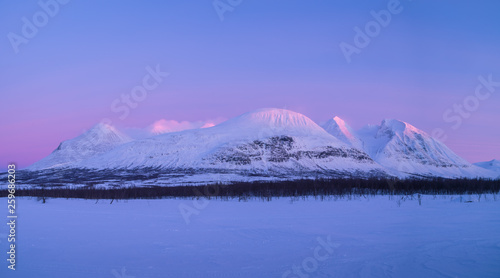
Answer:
[1,196,499,278]
[75,109,384,176]
[474,159,500,178]
[27,123,132,170]
[324,117,494,178]
[321,116,363,150]
[24,108,497,182]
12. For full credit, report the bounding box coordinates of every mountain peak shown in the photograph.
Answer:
[239,108,315,125]
[321,116,361,148]
[26,122,131,170]
[474,159,500,170]
[93,122,113,129]
[217,108,328,137]
[352,117,477,177]
[25,108,495,180]
[81,123,131,144]
[378,119,427,138]
[331,116,355,139]
[89,122,121,132]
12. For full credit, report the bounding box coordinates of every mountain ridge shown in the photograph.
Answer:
[25,108,498,183]
[28,123,132,170]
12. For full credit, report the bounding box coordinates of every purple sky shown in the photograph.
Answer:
[1,0,499,169]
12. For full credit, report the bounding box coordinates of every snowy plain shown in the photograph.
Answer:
[1,195,499,278]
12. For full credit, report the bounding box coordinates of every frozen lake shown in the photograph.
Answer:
[1,194,499,277]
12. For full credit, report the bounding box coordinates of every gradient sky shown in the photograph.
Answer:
[1,0,499,169]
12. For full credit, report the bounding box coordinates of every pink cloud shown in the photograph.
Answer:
[147,119,222,135]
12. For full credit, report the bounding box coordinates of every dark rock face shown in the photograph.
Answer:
[14,136,384,188]
[211,136,373,165]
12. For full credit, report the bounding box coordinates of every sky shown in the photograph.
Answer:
[1,0,499,169]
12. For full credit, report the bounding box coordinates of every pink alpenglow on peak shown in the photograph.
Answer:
[321,116,363,149]
[333,116,355,140]
[201,122,216,128]
[322,116,496,179]
[25,108,384,181]
[377,119,427,139]
[216,108,333,138]
[148,119,215,135]
[23,108,499,180]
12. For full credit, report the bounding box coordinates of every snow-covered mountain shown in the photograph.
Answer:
[68,109,384,176]
[322,116,363,150]
[323,117,494,179]
[27,123,132,170]
[24,108,498,186]
[474,159,500,178]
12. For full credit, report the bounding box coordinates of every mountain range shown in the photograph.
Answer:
[22,108,499,187]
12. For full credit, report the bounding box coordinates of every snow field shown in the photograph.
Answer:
[0,194,499,277]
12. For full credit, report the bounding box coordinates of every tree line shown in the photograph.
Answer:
[2,178,499,200]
